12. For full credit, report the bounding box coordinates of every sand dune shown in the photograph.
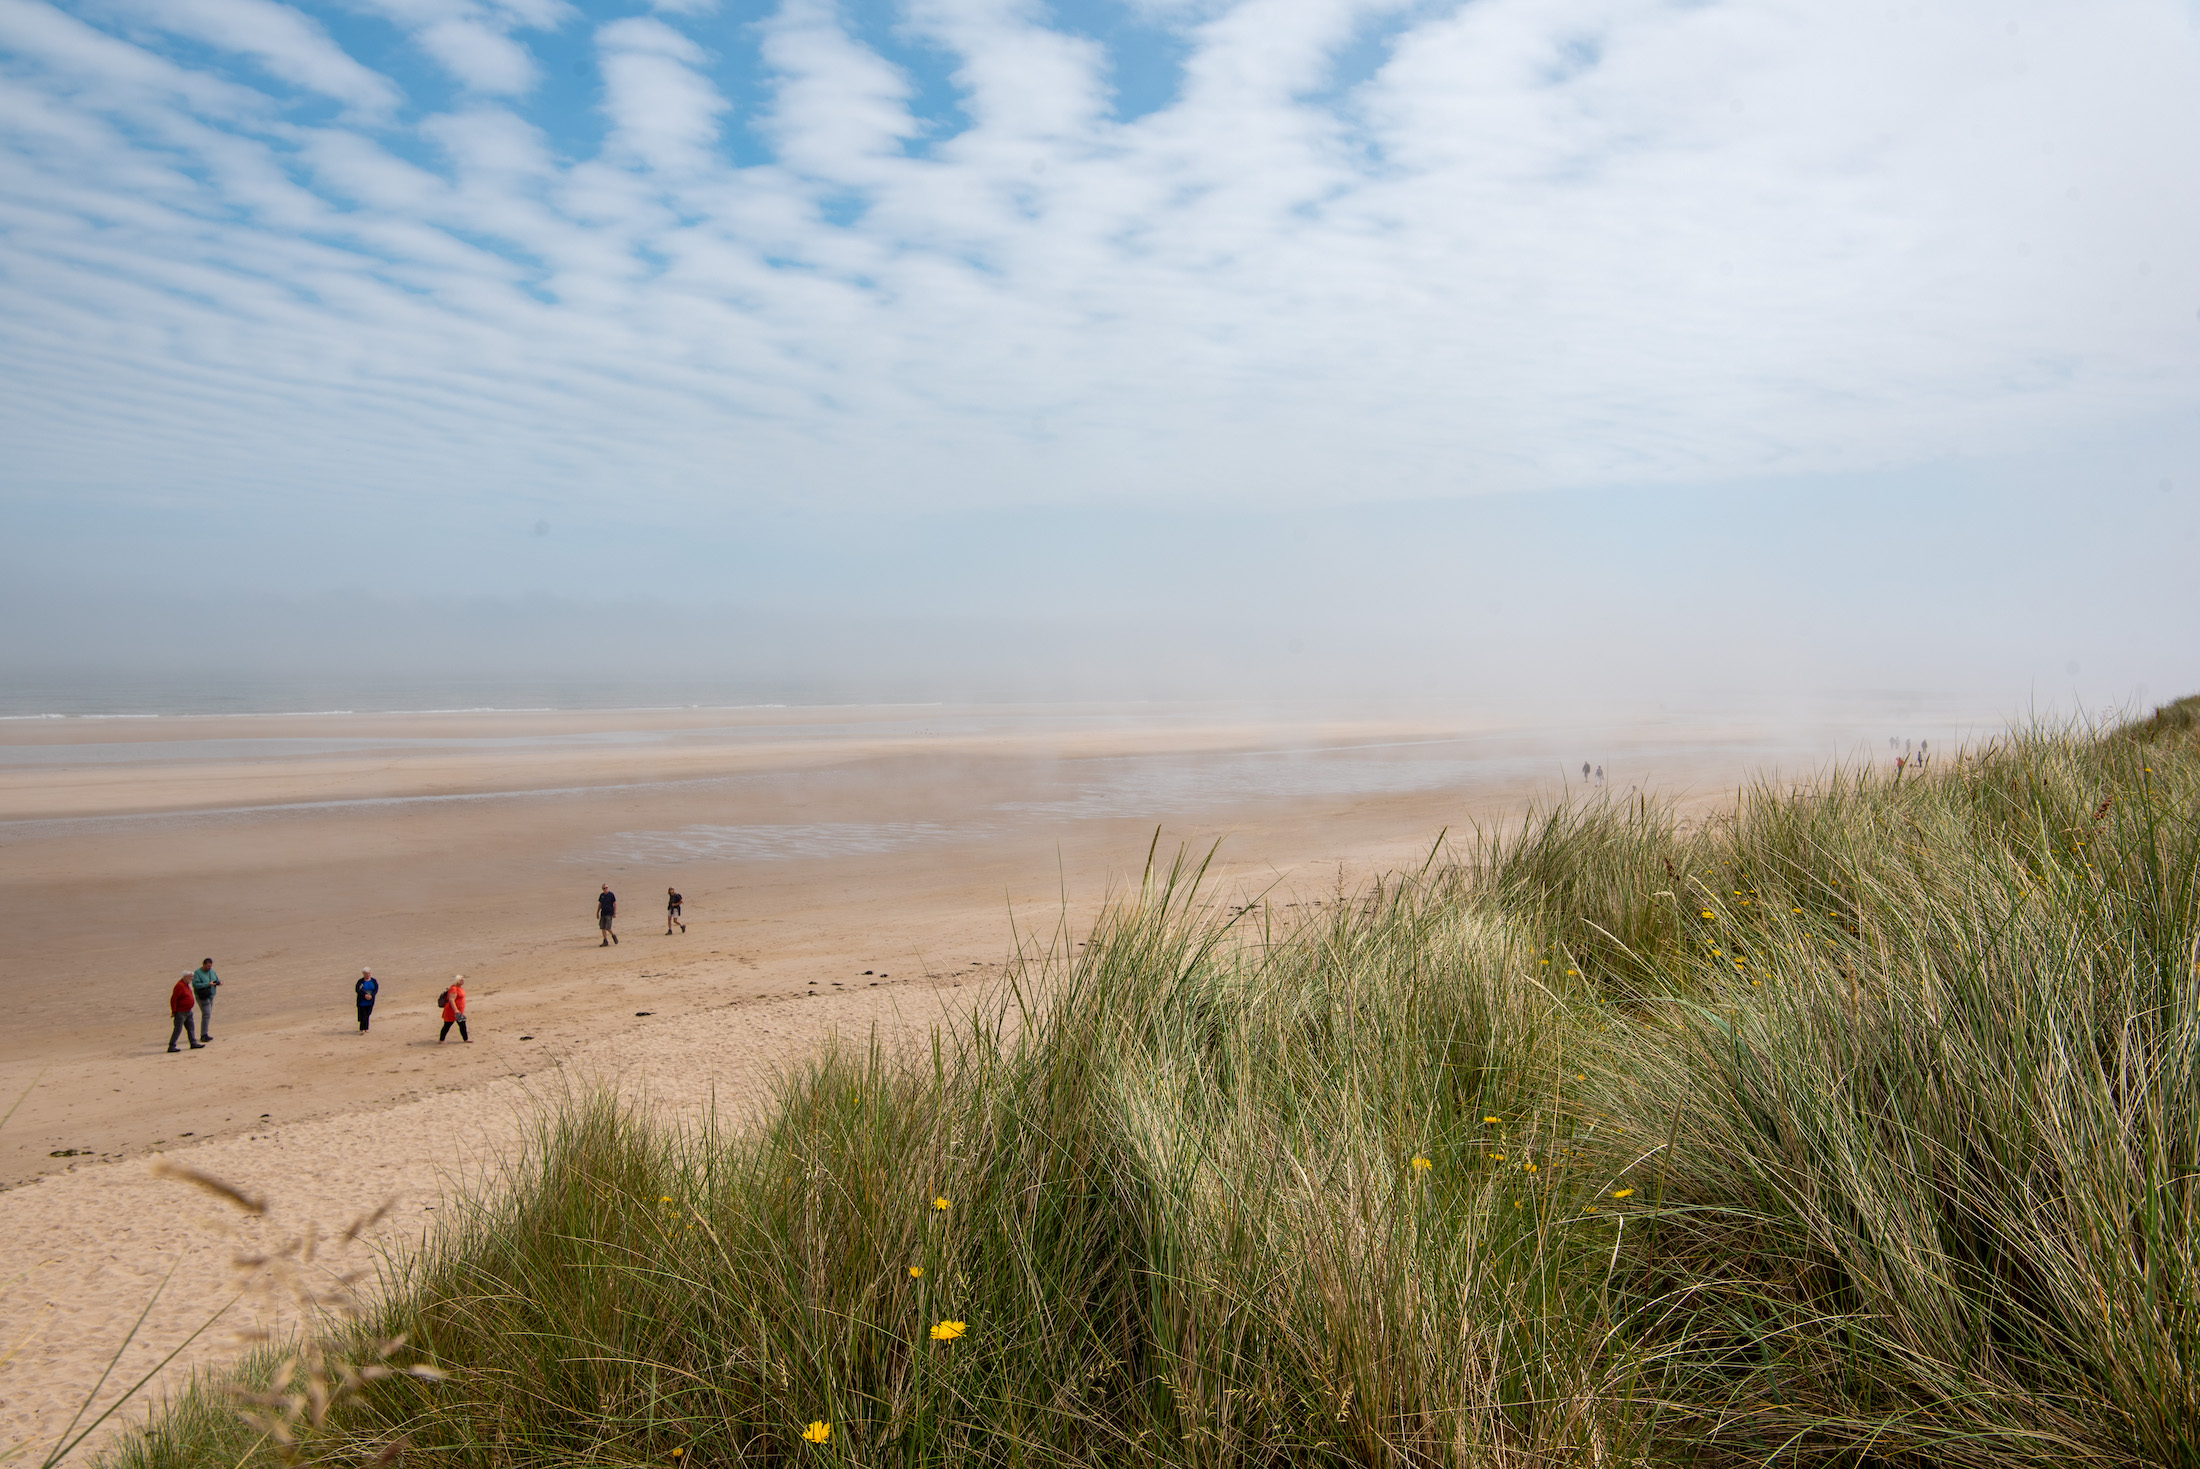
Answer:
[0,698,1998,1461]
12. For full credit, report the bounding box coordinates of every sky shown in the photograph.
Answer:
[2,0,2197,709]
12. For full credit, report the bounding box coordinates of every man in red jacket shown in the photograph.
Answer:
[168,974,202,1052]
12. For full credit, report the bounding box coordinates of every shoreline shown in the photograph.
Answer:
[0,700,960,723]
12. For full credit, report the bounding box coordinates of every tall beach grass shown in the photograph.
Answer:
[100,704,2200,1467]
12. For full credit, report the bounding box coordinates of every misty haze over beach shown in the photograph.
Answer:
[7,459,2195,717]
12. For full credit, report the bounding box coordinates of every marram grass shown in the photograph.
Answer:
[98,706,2200,1468]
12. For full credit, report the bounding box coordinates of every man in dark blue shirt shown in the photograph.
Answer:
[597,885,618,946]
[355,969,379,1032]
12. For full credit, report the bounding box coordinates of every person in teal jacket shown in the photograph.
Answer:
[191,959,221,1043]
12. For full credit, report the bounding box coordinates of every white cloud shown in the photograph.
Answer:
[0,0,274,120]
[1,0,2197,535]
[104,0,403,113]
[303,129,451,210]
[898,0,1107,148]
[344,0,572,93]
[416,15,537,92]
[756,0,924,184]
[597,16,729,176]
[345,0,566,25]
[422,105,551,177]
[483,0,570,24]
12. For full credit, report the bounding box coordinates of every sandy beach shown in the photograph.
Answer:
[0,696,2001,1459]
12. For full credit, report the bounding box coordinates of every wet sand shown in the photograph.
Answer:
[0,696,2001,1458]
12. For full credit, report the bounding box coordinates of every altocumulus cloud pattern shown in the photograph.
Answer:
[2,0,2197,519]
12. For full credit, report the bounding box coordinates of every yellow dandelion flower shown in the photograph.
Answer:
[909,1266,924,1277]
[1701,909,1714,919]
[1583,1204,1600,1213]
[1539,958,1550,965]
[933,1196,951,1211]
[803,1421,832,1444]
[1566,968,1579,976]
[1791,907,1802,914]
[1411,1155,1433,1171]
[1483,1115,1501,1124]
[1488,1152,1506,1161]
[1522,1162,1537,1173]
[1612,1188,1634,1199]
[931,1320,968,1341]
[672,1450,685,1459]
[1575,1072,1584,1080]
[659,1195,673,1203]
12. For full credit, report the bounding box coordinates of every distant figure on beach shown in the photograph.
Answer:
[168,974,202,1052]
[355,968,378,1032]
[598,885,618,946]
[666,887,684,935]
[191,958,221,1043]
[438,976,469,1043]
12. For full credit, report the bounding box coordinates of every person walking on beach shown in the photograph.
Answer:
[168,974,202,1052]
[355,968,379,1032]
[598,885,618,946]
[666,887,684,935]
[191,958,221,1043]
[438,976,469,1043]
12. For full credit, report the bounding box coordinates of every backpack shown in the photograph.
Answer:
[437,988,451,1010]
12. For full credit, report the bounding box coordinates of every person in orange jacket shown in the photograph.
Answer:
[438,975,469,1044]
[168,974,202,1052]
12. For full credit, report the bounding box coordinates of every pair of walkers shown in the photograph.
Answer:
[353,968,468,1042]
[166,959,220,1051]
[594,886,684,945]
